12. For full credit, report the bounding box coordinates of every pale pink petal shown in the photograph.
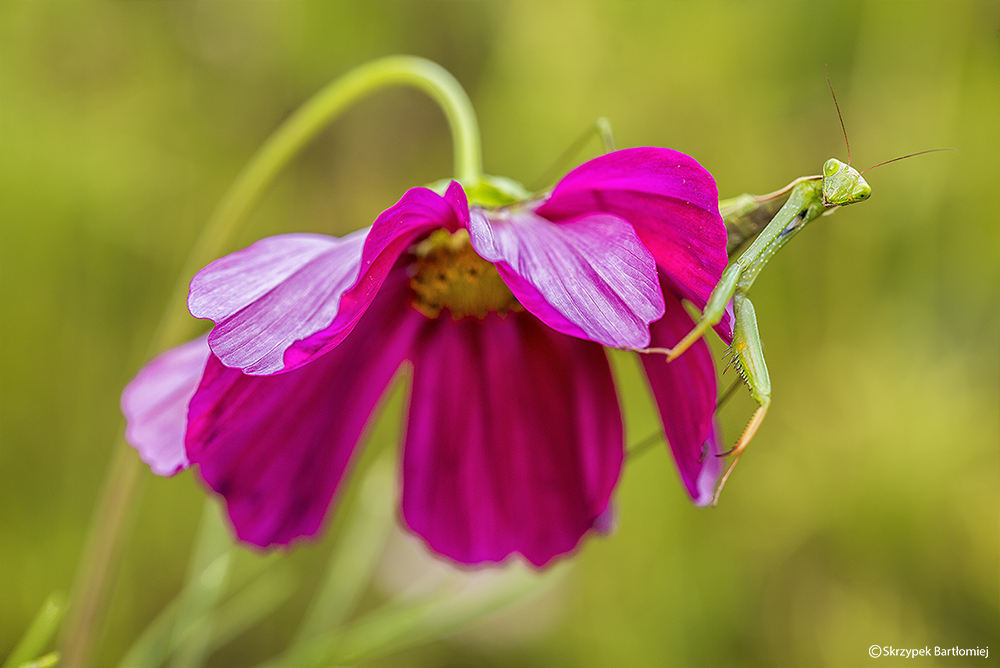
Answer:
[401,313,623,567]
[189,231,367,375]
[185,272,425,547]
[696,420,723,507]
[467,208,664,349]
[189,183,466,376]
[121,336,210,476]
[639,287,721,504]
[591,502,618,535]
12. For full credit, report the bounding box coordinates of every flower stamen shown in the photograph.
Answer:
[409,228,522,319]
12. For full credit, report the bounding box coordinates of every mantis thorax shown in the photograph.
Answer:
[822,158,871,206]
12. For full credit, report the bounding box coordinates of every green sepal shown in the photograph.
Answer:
[426,174,533,207]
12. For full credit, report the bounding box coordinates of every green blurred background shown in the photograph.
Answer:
[2,1,998,666]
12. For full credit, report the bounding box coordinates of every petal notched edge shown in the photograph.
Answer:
[121,336,210,476]
[188,232,350,323]
[695,420,723,507]
[191,231,368,376]
[282,185,465,372]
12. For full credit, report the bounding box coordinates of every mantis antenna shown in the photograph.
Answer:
[826,65,852,166]
[861,148,959,174]
[823,65,957,174]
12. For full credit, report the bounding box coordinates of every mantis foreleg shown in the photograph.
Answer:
[713,292,771,505]
[641,178,825,361]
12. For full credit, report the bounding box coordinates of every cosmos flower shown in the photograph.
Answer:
[122,147,732,567]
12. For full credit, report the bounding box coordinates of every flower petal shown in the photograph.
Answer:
[189,232,367,375]
[190,183,466,375]
[401,313,623,567]
[467,208,664,349]
[186,271,424,547]
[536,147,731,335]
[121,336,210,476]
[639,286,721,505]
[696,420,724,507]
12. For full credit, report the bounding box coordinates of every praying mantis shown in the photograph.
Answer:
[644,120,950,505]
[645,158,873,504]
[540,89,948,506]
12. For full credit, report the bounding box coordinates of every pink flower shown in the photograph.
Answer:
[122,148,732,567]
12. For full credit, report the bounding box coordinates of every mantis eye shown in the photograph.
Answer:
[823,158,844,178]
[849,175,872,203]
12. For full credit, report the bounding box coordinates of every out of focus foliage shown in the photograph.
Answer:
[1,1,997,666]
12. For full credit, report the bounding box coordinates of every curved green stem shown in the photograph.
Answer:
[158,55,482,346]
[60,55,482,668]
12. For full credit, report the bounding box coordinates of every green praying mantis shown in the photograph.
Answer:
[641,93,952,505]
[644,157,873,505]
[537,81,950,506]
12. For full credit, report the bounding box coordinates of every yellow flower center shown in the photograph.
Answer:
[409,228,522,319]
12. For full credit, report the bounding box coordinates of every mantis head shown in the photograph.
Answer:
[822,158,871,206]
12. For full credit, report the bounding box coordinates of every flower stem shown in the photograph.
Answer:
[159,55,482,347]
[59,55,482,668]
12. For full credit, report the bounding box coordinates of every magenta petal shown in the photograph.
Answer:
[441,180,470,229]
[190,185,465,376]
[639,287,721,505]
[536,147,730,333]
[186,272,424,547]
[696,420,724,507]
[121,336,210,476]
[401,313,623,567]
[467,208,664,349]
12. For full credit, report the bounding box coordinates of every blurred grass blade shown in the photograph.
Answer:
[4,593,66,668]
[13,651,60,668]
[116,559,295,668]
[167,499,233,668]
[326,567,556,666]
[116,500,232,668]
[290,455,395,648]
[263,563,564,668]
[203,564,298,654]
[115,596,181,668]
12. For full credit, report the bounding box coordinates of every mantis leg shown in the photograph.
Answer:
[529,117,616,190]
[639,262,741,360]
[713,292,771,505]
[645,180,825,362]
